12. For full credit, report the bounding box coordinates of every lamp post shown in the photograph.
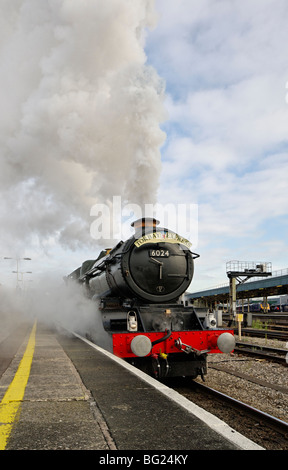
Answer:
[3,257,32,288]
[12,271,32,289]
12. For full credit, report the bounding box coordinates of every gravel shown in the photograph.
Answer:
[202,335,288,422]
[174,335,288,450]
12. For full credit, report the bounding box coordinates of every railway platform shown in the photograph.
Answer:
[0,320,263,451]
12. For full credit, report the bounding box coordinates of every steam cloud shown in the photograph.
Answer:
[0,279,99,341]
[0,0,166,255]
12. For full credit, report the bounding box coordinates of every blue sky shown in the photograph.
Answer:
[0,0,287,293]
[144,0,288,291]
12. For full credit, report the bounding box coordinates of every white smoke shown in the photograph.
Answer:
[0,279,98,341]
[0,0,166,255]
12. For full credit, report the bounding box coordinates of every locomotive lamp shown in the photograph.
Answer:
[127,311,138,331]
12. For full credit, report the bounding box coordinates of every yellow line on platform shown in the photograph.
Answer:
[0,320,37,450]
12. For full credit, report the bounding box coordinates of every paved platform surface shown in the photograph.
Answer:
[0,322,263,451]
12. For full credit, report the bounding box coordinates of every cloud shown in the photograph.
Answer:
[1,0,287,294]
[147,0,288,289]
[0,0,166,258]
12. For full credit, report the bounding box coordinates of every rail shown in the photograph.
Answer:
[192,381,288,436]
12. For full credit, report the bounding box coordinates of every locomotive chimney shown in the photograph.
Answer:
[131,218,160,236]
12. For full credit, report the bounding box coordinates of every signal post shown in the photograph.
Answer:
[226,261,272,332]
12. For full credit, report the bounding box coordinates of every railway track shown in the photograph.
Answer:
[208,362,288,394]
[192,381,288,437]
[168,377,288,450]
[234,342,288,365]
[165,328,288,450]
[234,327,288,341]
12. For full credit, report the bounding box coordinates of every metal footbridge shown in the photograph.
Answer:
[188,267,288,306]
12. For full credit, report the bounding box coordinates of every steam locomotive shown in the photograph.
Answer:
[66,218,235,380]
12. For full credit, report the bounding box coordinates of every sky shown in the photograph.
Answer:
[0,0,288,294]
[147,0,288,290]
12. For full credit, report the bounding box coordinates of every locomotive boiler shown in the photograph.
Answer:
[66,218,235,380]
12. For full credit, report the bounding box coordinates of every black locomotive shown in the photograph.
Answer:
[66,218,235,379]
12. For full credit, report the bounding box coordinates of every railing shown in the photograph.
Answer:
[270,267,288,277]
[190,267,288,294]
[226,260,272,274]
